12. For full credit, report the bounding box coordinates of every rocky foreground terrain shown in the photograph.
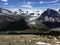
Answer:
[0,34,60,45]
[0,29,60,45]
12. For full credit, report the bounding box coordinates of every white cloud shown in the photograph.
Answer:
[27,2,32,5]
[1,0,8,2]
[40,0,59,4]
[4,2,8,5]
[23,1,36,5]
[47,3,60,7]
[45,0,59,3]
[21,2,33,8]
[27,2,36,5]
[52,3,60,5]
[21,5,32,8]
[1,0,8,5]
[40,1,44,4]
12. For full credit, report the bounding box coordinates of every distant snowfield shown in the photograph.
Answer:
[8,8,45,14]
[8,8,60,16]
[23,9,45,15]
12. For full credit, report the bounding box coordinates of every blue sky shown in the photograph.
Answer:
[0,0,60,12]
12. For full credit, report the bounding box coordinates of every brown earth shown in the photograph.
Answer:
[0,34,60,45]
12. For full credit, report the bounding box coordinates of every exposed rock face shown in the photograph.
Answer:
[0,8,60,32]
[3,18,30,31]
[37,9,60,29]
[24,9,60,30]
[38,9,59,20]
[0,8,13,15]
[58,9,60,14]
[0,8,29,30]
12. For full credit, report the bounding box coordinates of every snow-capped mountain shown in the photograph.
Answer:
[0,8,14,15]
[58,9,60,14]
